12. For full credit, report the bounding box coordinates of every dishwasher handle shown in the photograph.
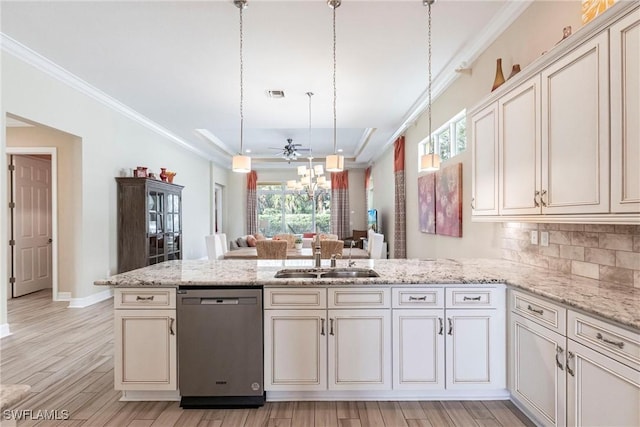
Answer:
[200,298,240,305]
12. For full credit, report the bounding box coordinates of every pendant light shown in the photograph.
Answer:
[232,0,251,173]
[325,0,344,172]
[420,0,440,172]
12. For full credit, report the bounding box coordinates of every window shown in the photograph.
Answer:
[419,110,466,167]
[257,183,331,237]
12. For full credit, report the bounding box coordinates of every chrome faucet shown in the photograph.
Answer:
[314,236,322,268]
[348,240,356,267]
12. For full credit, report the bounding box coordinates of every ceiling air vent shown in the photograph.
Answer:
[267,90,285,98]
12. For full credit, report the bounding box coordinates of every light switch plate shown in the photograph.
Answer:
[540,231,549,247]
[530,230,538,245]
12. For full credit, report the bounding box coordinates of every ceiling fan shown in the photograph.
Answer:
[269,138,310,163]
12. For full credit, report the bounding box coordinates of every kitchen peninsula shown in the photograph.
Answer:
[97,258,640,426]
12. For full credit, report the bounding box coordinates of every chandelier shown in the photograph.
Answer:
[420,0,440,172]
[287,92,331,199]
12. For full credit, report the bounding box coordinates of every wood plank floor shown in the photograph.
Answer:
[0,290,535,427]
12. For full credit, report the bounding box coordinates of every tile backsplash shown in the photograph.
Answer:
[501,223,640,288]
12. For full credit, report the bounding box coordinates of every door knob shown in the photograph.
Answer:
[47,238,53,244]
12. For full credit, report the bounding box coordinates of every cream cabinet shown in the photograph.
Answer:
[114,289,177,391]
[610,9,640,213]
[541,31,610,214]
[471,103,499,216]
[498,77,541,215]
[264,287,391,392]
[509,289,640,427]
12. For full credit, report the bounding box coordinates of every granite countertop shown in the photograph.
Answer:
[95,258,640,331]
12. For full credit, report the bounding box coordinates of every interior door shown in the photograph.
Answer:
[11,155,52,297]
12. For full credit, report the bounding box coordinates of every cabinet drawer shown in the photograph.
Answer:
[392,287,444,308]
[510,290,565,334]
[114,288,176,309]
[446,287,502,309]
[568,310,640,369]
[328,288,390,309]
[264,288,327,309]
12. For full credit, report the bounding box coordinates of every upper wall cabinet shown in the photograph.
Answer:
[610,10,640,213]
[470,2,639,224]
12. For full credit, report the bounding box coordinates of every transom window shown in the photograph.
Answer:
[257,183,331,237]
[419,110,467,167]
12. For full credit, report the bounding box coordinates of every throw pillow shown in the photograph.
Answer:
[246,235,257,247]
[254,233,266,240]
[236,237,249,247]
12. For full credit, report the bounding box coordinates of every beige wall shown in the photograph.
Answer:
[1,52,216,303]
[373,1,582,259]
[370,147,395,254]
[7,125,82,295]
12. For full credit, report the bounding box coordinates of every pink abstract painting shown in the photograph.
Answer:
[435,163,462,237]
[418,173,436,234]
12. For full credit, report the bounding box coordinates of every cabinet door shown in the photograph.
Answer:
[114,309,176,390]
[541,32,609,214]
[567,340,640,427]
[499,77,542,215]
[392,309,445,390]
[611,10,640,213]
[510,313,566,427]
[471,103,499,215]
[328,309,391,390]
[445,309,505,390]
[264,310,327,391]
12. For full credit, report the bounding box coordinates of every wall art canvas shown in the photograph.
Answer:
[418,173,436,234]
[582,0,616,24]
[435,163,462,237]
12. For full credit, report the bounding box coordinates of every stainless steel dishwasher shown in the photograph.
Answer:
[177,287,264,408]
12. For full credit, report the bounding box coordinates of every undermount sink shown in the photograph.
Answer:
[274,268,379,279]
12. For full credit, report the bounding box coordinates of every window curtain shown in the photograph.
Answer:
[246,170,258,235]
[394,136,406,258]
[364,167,371,225]
[330,170,350,239]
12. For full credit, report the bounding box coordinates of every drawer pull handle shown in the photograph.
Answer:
[136,295,155,301]
[321,318,326,336]
[447,318,453,336]
[438,317,443,335]
[330,318,335,336]
[534,191,540,207]
[527,304,544,315]
[409,296,427,301]
[169,317,175,336]
[596,333,624,349]
[555,346,564,371]
[463,296,481,301]
[567,351,575,377]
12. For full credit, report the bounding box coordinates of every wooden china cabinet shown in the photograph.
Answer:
[116,178,184,273]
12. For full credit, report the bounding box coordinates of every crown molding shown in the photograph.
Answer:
[376,0,534,161]
[0,33,215,162]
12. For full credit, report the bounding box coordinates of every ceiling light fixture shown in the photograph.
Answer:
[325,0,344,173]
[288,92,331,199]
[232,0,251,173]
[420,0,441,172]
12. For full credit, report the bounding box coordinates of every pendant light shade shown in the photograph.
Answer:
[325,154,344,172]
[232,154,251,173]
[420,152,440,171]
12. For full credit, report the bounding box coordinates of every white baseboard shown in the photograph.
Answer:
[119,390,181,401]
[56,292,72,301]
[67,289,113,308]
[0,323,12,339]
[266,389,510,402]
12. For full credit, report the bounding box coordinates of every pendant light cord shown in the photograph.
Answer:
[239,4,244,154]
[332,3,337,155]
[427,0,432,156]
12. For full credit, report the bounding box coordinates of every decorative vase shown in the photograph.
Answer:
[491,58,505,92]
[508,64,521,80]
[159,168,168,182]
[166,171,176,183]
[135,166,148,178]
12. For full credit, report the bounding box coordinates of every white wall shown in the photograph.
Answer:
[370,148,395,254]
[1,52,216,303]
[372,0,582,259]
